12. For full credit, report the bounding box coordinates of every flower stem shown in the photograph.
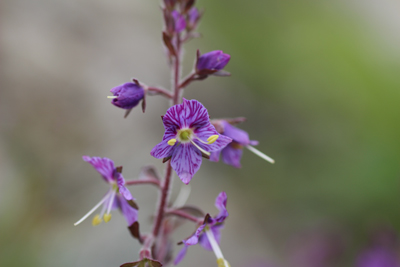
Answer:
[125,178,161,187]
[147,86,173,99]
[165,209,202,223]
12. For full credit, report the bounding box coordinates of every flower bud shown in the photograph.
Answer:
[196,50,230,73]
[172,10,186,33]
[187,7,201,30]
[110,82,144,110]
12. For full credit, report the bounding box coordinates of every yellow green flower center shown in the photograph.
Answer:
[178,129,193,142]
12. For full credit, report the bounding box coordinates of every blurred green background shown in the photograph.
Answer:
[1,0,400,266]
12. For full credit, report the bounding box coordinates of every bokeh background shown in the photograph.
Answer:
[1,0,400,266]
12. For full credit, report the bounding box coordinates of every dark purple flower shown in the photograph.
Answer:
[171,10,186,33]
[196,50,230,73]
[109,82,144,110]
[174,192,230,266]
[210,120,274,168]
[74,156,138,226]
[150,99,232,184]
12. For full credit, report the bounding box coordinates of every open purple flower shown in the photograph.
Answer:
[150,99,232,184]
[108,82,144,110]
[196,50,230,74]
[210,120,274,168]
[174,192,230,266]
[74,156,138,227]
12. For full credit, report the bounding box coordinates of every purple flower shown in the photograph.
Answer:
[174,192,229,266]
[109,82,144,110]
[196,50,231,73]
[150,99,232,184]
[210,120,274,168]
[171,10,186,33]
[74,156,138,227]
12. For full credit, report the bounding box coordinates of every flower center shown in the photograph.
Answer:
[177,129,193,142]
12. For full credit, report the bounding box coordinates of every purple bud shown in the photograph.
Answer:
[110,82,144,110]
[196,50,231,72]
[171,10,186,33]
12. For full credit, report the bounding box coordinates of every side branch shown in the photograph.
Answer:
[165,209,202,224]
[125,179,161,187]
[147,86,173,99]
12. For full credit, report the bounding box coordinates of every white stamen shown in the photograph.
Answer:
[205,227,224,259]
[172,184,191,208]
[74,192,110,226]
[246,145,275,164]
[107,96,118,99]
[190,140,211,156]
[106,189,116,215]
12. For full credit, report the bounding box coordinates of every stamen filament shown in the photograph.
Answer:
[74,192,110,226]
[106,189,116,215]
[190,140,210,156]
[107,96,118,99]
[246,145,275,164]
[205,227,229,266]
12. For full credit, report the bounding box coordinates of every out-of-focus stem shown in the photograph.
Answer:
[165,209,202,223]
[125,178,161,187]
[147,86,173,99]
[179,72,196,89]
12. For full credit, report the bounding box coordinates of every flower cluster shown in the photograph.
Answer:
[75,1,274,267]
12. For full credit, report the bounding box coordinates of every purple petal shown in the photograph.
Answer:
[174,245,188,265]
[171,144,202,184]
[184,224,206,246]
[210,149,221,162]
[163,101,186,131]
[82,156,115,183]
[221,120,252,145]
[195,124,232,152]
[199,224,224,251]
[116,195,138,226]
[150,139,177,159]
[116,173,132,200]
[214,192,228,223]
[221,145,243,168]
[182,99,210,129]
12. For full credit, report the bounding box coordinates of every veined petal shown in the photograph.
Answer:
[199,224,223,251]
[183,224,206,246]
[82,156,115,183]
[116,195,138,226]
[171,144,202,184]
[214,192,228,223]
[116,173,132,200]
[221,145,243,168]
[195,123,232,152]
[221,121,252,145]
[163,101,186,131]
[150,139,177,159]
[182,99,210,129]
[174,245,188,265]
[210,150,221,162]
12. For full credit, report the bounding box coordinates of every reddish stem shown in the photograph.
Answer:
[165,209,202,223]
[147,86,173,99]
[125,179,161,187]
[178,72,196,89]
[152,162,173,237]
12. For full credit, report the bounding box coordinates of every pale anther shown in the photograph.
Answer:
[168,139,177,146]
[207,135,219,144]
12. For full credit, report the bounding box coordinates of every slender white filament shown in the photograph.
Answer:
[74,191,110,226]
[107,96,118,99]
[246,145,275,164]
[190,140,211,156]
[106,190,116,215]
[205,228,224,260]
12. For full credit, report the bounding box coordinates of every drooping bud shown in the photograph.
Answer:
[110,82,144,110]
[196,50,231,75]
